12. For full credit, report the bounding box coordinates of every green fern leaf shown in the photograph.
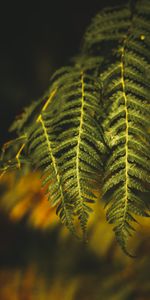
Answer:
[100,0,150,254]
[49,67,106,236]
[27,66,106,237]
[83,4,131,57]
[27,108,76,234]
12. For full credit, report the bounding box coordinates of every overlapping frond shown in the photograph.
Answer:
[51,67,105,235]
[27,66,106,236]
[101,0,150,254]
[82,4,131,58]
[26,91,76,234]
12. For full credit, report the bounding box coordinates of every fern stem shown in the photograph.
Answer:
[120,40,129,226]
[37,115,59,181]
[119,4,136,230]
[16,143,25,169]
[36,89,57,123]
[42,89,57,112]
[76,71,86,235]
[76,72,84,190]
[37,115,73,230]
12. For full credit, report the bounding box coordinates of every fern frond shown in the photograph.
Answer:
[82,4,131,57]
[101,0,150,254]
[27,109,76,234]
[27,66,106,236]
[52,67,107,236]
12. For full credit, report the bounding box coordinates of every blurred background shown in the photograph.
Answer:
[0,1,150,299]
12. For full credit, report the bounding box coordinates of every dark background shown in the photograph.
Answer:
[0,0,124,144]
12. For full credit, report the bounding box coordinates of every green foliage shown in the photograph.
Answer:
[0,0,150,255]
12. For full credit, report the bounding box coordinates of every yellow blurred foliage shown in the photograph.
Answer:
[0,171,149,258]
[0,264,81,300]
[0,172,149,299]
[0,172,58,230]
